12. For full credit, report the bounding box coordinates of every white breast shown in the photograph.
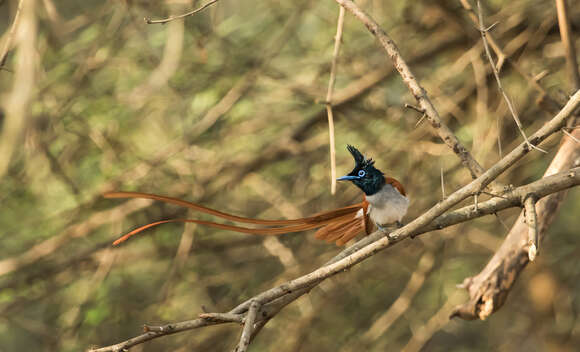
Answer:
[365,184,409,226]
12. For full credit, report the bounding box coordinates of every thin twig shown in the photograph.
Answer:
[404,104,427,127]
[459,0,565,123]
[459,0,506,70]
[414,113,427,127]
[440,167,446,200]
[476,1,546,154]
[404,103,425,114]
[325,6,346,194]
[562,128,580,144]
[145,0,219,25]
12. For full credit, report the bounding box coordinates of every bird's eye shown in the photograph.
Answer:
[358,170,366,177]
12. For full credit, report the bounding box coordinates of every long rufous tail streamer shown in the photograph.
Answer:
[104,191,370,246]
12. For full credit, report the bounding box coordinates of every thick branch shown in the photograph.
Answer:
[204,87,580,315]
[91,164,580,351]
[452,128,580,320]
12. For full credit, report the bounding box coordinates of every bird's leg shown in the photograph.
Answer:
[376,220,406,240]
[377,223,400,240]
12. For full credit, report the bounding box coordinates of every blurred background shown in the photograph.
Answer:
[1,0,579,351]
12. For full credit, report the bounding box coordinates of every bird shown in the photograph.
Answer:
[336,145,409,231]
[104,145,409,246]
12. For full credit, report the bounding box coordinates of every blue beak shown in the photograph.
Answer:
[337,175,360,181]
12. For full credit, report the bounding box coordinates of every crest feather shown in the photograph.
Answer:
[346,145,375,168]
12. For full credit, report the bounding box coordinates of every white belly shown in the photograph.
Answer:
[365,184,410,226]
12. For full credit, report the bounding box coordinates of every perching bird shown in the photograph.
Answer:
[104,145,409,246]
[336,145,409,230]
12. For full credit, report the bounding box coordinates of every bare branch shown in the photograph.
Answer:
[89,318,224,352]
[476,1,546,153]
[89,7,580,347]
[334,0,486,179]
[145,0,219,25]
[230,88,580,317]
[90,165,580,350]
[459,0,564,115]
[452,126,580,320]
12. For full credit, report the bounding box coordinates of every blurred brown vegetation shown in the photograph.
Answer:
[0,0,579,351]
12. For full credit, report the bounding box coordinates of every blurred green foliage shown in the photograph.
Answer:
[0,0,579,351]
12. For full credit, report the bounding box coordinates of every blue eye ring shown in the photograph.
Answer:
[358,170,366,177]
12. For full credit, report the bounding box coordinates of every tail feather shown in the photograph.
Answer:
[321,218,363,245]
[314,216,357,241]
[105,191,371,246]
[104,191,361,225]
[335,221,365,246]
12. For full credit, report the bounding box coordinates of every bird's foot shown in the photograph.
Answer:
[378,223,400,240]
[377,221,406,240]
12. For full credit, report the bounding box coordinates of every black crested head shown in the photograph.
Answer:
[338,145,385,196]
[347,145,374,169]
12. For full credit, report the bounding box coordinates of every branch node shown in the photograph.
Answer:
[199,312,244,323]
[143,324,174,333]
[404,103,425,114]
[482,21,499,33]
